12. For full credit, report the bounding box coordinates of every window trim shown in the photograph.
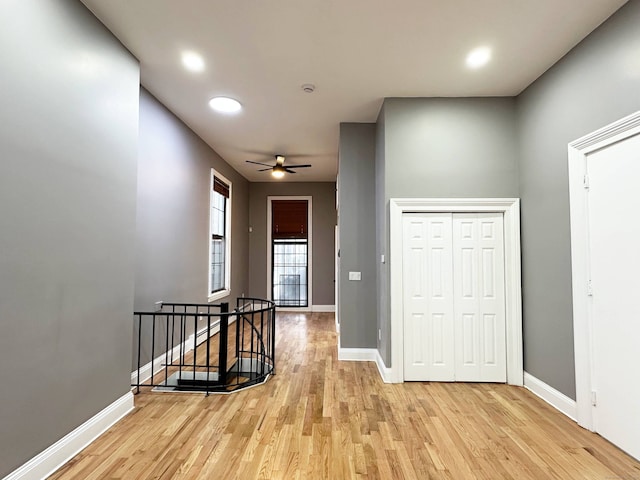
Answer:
[208,169,232,302]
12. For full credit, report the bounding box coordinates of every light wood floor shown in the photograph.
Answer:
[50,312,640,479]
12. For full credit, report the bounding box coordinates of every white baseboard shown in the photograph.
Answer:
[5,391,134,480]
[338,347,391,383]
[312,305,336,312]
[375,350,392,384]
[338,347,377,362]
[524,372,577,421]
[275,305,336,313]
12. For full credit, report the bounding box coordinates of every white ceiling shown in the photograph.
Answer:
[80,0,626,182]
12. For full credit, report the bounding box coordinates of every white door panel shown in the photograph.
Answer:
[402,213,454,381]
[453,214,506,382]
[403,212,506,383]
[587,132,640,460]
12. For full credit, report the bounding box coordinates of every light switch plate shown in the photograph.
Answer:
[348,271,361,281]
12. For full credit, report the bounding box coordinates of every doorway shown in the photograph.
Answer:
[389,198,523,385]
[402,212,506,382]
[568,111,640,460]
[267,196,312,308]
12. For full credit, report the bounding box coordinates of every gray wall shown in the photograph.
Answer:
[516,0,640,399]
[338,124,377,348]
[248,182,336,306]
[383,97,519,198]
[0,1,139,476]
[375,107,389,360]
[378,97,519,365]
[135,89,250,311]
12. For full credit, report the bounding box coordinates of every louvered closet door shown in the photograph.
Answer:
[402,212,506,382]
[402,213,455,381]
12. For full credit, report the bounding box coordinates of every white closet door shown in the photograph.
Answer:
[452,214,506,382]
[402,213,455,381]
[587,132,640,460]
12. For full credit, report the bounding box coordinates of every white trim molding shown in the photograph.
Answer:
[276,305,336,313]
[5,392,134,480]
[338,347,378,362]
[375,351,392,384]
[207,169,232,302]
[524,372,577,421]
[337,348,392,383]
[389,198,523,385]
[567,110,640,431]
[312,305,335,313]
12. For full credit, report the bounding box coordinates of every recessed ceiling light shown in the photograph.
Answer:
[209,96,242,114]
[466,46,492,69]
[181,51,205,72]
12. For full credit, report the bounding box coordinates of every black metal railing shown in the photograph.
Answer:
[132,297,275,395]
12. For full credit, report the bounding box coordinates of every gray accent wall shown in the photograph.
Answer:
[135,89,250,311]
[376,97,519,365]
[382,97,519,199]
[338,124,377,348]
[516,0,640,399]
[248,182,336,306]
[0,1,139,476]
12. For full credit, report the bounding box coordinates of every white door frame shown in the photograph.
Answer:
[267,196,313,310]
[567,110,640,430]
[389,198,523,385]
[335,224,340,331]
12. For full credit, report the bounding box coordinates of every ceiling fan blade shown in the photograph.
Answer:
[285,164,312,169]
[241,149,315,158]
[284,168,297,174]
[246,160,273,167]
[257,168,272,172]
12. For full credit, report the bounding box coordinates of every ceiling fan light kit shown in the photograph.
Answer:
[271,165,286,178]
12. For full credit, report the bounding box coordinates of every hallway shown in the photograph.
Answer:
[50,312,640,479]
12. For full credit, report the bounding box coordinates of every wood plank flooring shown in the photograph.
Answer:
[49,312,640,479]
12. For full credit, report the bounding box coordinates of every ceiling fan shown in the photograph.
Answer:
[246,155,311,178]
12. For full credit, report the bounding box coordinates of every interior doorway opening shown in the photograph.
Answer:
[267,197,312,308]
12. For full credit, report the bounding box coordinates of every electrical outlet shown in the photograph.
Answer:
[378,328,382,341]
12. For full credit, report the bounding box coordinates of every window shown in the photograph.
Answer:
[209,170,231,300]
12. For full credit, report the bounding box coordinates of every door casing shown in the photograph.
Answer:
[568,110,640,431]
[389,198,523,385]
